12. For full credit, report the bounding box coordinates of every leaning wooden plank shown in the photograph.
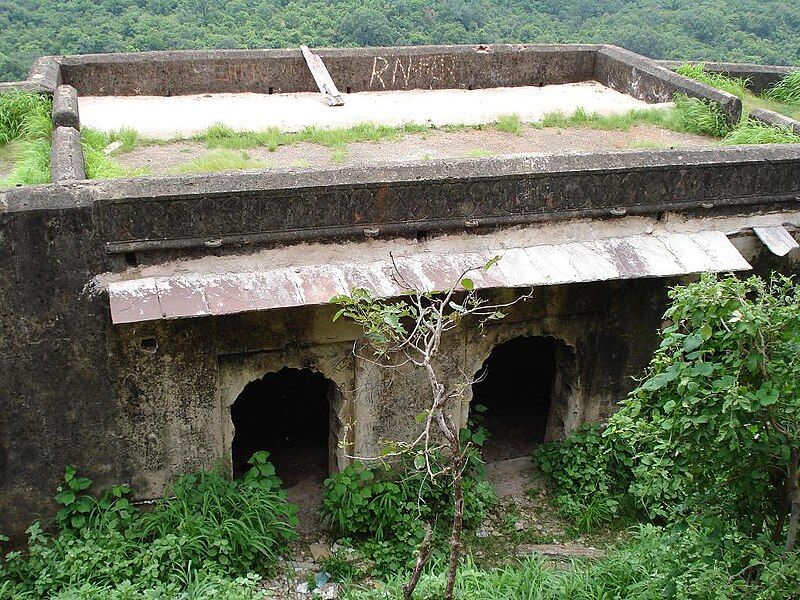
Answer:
[300,45,345,107]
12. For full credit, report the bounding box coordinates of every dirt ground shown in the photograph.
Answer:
[113,124,715,176]
[262,456,620,598]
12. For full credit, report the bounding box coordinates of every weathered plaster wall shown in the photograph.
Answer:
[0,199,116,540]
[56,45,598,96]
[3,142,800,541]
[99,276,672,500]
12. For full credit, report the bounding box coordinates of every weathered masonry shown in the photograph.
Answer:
[1,44,800,538]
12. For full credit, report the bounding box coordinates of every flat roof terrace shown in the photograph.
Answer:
[79,82,669,138]
[3,44,753,183]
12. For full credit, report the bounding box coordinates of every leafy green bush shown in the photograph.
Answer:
[320,454,494,575]
[532,424,635,531]
[673,93,731,137]
[607,274,800,549]
[764,72,800,106]
[0,452,297,598]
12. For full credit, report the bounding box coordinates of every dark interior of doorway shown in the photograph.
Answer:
[471,336,556,463]
[231,367,329,488]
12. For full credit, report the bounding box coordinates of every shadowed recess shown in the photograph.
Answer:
[231,367,329,487]
[472,336,557,462]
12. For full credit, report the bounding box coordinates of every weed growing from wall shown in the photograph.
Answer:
[672,93,731,137]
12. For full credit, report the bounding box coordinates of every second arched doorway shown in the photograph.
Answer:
[471,336,574,463]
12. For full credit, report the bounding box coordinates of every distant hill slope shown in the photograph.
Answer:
[2,0,799,82]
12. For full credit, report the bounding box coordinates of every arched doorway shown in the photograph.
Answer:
[471,336,573,463]
[231,366,332,488]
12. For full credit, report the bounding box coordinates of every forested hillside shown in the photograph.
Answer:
[2,0,800,82]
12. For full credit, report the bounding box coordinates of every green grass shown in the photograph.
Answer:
[81,127,149,179]
[671,93,731,137]
[536,106,677,131]
[0,90,52,144]
[722,120,800,145]
[1,138,51,186]
[495,113,523,135]
[330,144,348,163]
[197,121,430,152]
[0,91,53,187]
[675,63,749,98]
[172,149,264,174]
[463,149,497,158]
[677,63,800,121]
[764,71,800,106]
[673,64,800,144]
[343,524,799,600]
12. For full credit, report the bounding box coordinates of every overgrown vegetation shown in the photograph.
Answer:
[0,91,52,186]
[676,62,750,98]
[674,64,800,142]
[321,455,495,577]
[723,120,800,144]
[526,273,800,599]
[533,424,635,532]
[765,71,800,106]
[0,452,297,599]
[345,524,800,599]
[610,274,800,547]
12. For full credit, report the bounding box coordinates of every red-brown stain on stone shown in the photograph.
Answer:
[374,186,389,222]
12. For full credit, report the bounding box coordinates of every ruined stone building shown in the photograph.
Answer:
[2,44,800,537]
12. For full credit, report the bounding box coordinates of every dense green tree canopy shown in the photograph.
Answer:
[2,0,799,82]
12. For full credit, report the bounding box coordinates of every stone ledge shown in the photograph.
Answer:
[750,108,800,136]
[50,126,86,182]
[517,543,605,559]
[52,85,80,129]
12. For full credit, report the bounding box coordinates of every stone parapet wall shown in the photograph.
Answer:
[56,44,599,96]
[5,144,800,266]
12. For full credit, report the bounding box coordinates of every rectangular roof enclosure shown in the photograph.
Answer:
[107,229,751,325]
